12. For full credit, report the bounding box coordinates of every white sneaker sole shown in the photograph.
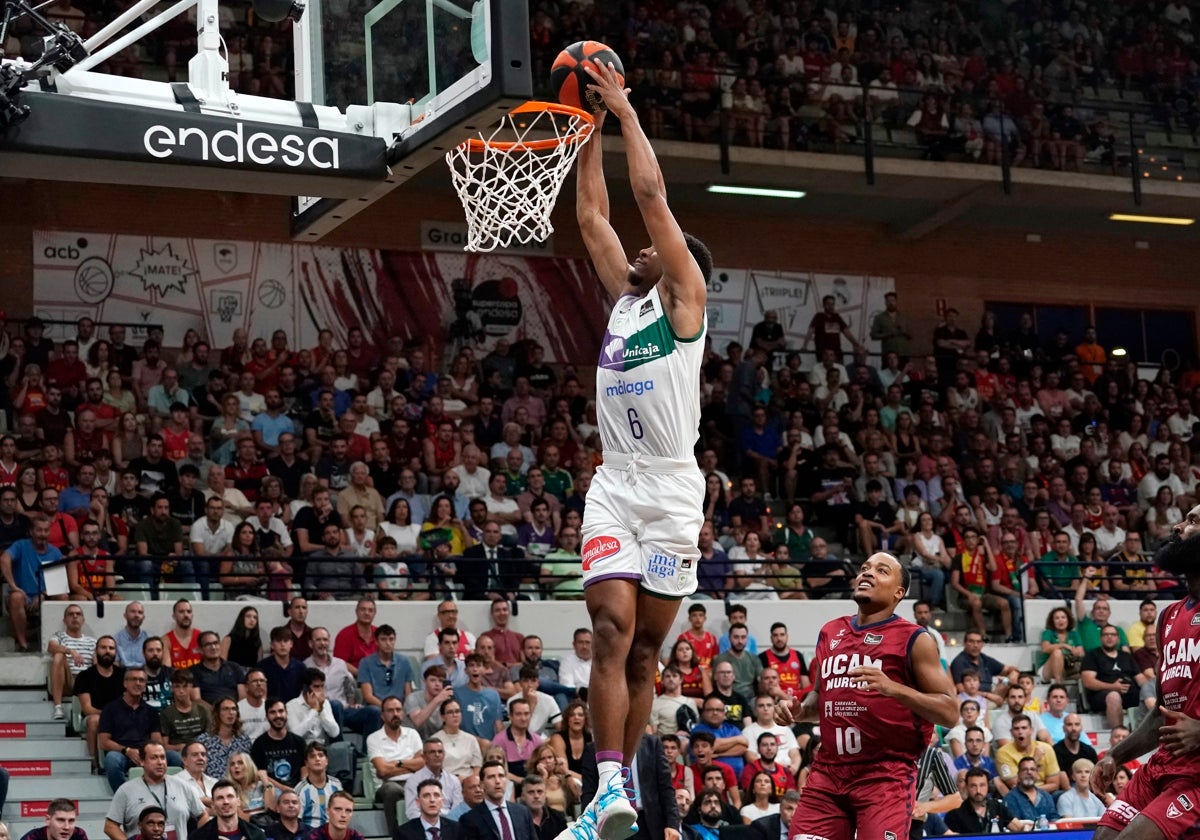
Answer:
[596,801,638,840]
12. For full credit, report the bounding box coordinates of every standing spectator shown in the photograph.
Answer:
[933,308,972,383]
[870,292,912,358]
[802,294,865,361]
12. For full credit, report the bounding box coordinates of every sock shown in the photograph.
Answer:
[596,753,623,792]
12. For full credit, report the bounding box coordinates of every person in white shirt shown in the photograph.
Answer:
[368,695,426,837]
[944,698,994,758]
[1056,758,1106,818]
[991,684,1051,746]
[422,603,477,660]
[237,668,270,741]
[404,739,464,820]
[740,695,800,772]
[451,445,491,500]
[191,497,235,558]
[1088,504,1126,557]
[306,625,381,735]
[507,666,561,735]
[557,628,592,690]
[285,668,340,745]
[245,499,294,555]
[181,740,218,801]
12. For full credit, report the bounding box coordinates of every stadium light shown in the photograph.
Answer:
[1108,213,1195,226]
[1112,347,1128,357]
[707,185,807,199]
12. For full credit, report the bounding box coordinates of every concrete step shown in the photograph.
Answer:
[8,774,112,799]
[0,688,49,702]
[0,701,61,723]
[0,739,90,758]
[0,721,68,738]
[0,756,94,776]
[0,653,51,687]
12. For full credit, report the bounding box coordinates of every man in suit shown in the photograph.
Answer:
[749,790,799,840]
[396,779,464,840]
[459,520,529,601]
[459,760,536,840]
[582,735,682,840]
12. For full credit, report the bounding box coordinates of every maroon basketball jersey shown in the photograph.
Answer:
[1152,597,1200,774]
[812,613,932,767]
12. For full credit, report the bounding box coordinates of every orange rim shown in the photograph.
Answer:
[462,100,595,152]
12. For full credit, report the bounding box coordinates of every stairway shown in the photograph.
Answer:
[0,686,111,839]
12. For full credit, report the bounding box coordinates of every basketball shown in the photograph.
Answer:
[550,40,624,113]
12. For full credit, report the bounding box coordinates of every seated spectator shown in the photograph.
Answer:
[507,666,561,735]
[198,697,253,779]
[367,695,425,837]
[992,685,1052,746]
[98,666,175,792]
[1,515,65,651]
[945,768,1021,833]
[225,751,274,823]
[133,494,187,599]
[284,667,339,747]
[1056,758,1106,818]
[19,798,87,840]
[47,603,95,721]
[404,739,464,821]
[995,715,1065,796]
[191,779,262,840]
[307,521,363,599]
[1002,757,1058,823]
[190,630,246,707]
[266,790,304,840]
[332,597,377,670]
[357,624,415,712]
[250,699,306,788]
[1081,624,1142,729]
[180,740,218,800]
[104,744,207,840]
[951,525,1015,642]
[691,696,749,779]
[1038,606,1083,684]
[295,743,342,828]
[687,783,736,838]
[259,626,307,702]
[455,653,505,742]
[740,696,800,773]
[434,699,484,779]
[945,699,994,758]
[1073,588,1129,651]
[950,632,1020,707]
[67,519,117,601]
[161,670,211,754]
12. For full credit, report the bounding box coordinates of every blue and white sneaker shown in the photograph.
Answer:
[595,767,639,840]
[555,803,599,840]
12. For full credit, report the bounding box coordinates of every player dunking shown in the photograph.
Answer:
[1091,503,1200,840]
[560,60,711,840]
[777,553,959,840]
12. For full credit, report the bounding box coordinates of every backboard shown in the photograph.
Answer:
[291,0,532,239]
[0,0,530,240]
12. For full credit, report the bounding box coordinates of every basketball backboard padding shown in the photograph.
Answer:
[290,0,531,240]
[0,91,388,197]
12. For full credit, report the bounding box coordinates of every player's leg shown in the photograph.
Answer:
[578,578,641,840]
[623,591,683,760]
[850,761,918,840]
[1111,817,1166,840]
[789,767,853,840]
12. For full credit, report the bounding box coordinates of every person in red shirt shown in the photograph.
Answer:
[740,732,796,799]
[679,603,719,669]
[759,623,811,701]
[163,598,203,669]
[690,733,741,810]
[40,446,70,493]
[333,597,378,670]
[952,526,1014,642]
[779,553,958,840]
[45,339,87,405]
[227,438,269,502]
[803,295,866,360]
[160,403,191,462]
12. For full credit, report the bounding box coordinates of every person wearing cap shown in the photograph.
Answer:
[23,316,54,369]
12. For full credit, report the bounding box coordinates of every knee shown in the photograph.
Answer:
[103,751,124,771]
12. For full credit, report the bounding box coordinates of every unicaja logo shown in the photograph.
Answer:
[143,123,341,169]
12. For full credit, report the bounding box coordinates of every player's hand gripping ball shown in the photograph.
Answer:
[551,40,625,113]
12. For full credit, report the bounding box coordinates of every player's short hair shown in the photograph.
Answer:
[47,799,77,817]
[417,778,443,795]
[661,734,680,747]
[376,623,397,638]
[269,626,291,643]
[769,622,787,633]
[757,731,779,745]
[964,767,990,784]
[1010,713,1032,729]
[959,699,979,714]
[682,233,713,283]
[964,725,985,738]
[438,627,459,643]
[688,603,706,615]
[690,730,716,746]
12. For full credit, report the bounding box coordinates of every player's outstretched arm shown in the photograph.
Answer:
[585,59,705,338]
[1091,703,1164,796]
[849,631,958,727]
[575,109,633,301]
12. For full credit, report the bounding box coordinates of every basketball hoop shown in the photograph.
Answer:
[446,100,594,253]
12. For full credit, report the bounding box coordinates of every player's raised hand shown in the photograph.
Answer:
[849,665,896,696]
[1160,710,1200,755]
[1090,756,1117,797]
[583,59,632,117]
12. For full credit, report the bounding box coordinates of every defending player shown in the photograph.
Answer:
[777,552,959,840]
[1091,504,1200,840]
[559,59,711,840]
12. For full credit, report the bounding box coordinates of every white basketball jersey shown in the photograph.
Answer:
[595,285,705,461]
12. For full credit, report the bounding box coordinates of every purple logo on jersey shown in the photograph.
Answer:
[864,633,883,645]
[600,332,627,371]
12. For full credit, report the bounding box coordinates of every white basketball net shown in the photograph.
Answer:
[446,103,594,252]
